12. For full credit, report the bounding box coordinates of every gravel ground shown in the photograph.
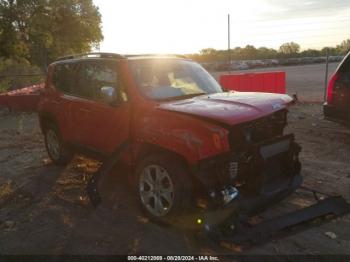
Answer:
[0,102,349,255]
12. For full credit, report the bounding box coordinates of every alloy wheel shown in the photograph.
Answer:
[46,129,60,161]
[139,165,175,217]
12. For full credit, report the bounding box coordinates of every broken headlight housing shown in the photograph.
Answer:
[229,109,288,149]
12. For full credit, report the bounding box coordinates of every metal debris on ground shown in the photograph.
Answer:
[206,193,350,247]
[324,231,337,239]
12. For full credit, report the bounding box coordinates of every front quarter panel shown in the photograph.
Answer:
[134,107,230,165]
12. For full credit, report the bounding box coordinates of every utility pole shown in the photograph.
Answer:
[324,48,329,101]
[228,14,231,74]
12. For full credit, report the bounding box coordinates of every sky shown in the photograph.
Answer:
[92,0,350,54]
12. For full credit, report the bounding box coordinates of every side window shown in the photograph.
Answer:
[92,62,118,101]
[52,63,76,93]
[74,62,98,99]
[74,61,128,103]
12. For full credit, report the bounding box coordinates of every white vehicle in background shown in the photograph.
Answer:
[232,61,249,70]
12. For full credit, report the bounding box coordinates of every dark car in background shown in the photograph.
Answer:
[324,51,350,122]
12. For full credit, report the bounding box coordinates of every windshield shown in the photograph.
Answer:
[129,58,223,100]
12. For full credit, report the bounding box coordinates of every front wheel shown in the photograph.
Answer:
[136,154,193,220]
[44,123,73,166]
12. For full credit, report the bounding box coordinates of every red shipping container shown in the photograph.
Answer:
[219,71,286,94]
[0,83,44,112]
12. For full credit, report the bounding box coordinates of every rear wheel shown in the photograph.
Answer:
[44,123,73,165]
[136,154,193,221]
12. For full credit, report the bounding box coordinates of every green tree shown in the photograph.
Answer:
[0,58,43,92]
[321,47,338,56]
[0,0,103,70]
[300,49,320,57]
[257,47,278,59]
[337,39,350,54]
[199,48,218,62]
[278,42,300,56]
[0,0,28,59]
[240,45,257,60]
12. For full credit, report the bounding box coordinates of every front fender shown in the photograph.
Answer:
[134,109,230,165]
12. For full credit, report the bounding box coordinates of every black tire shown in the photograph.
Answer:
[44,123,73,166]
[136,154,193,222]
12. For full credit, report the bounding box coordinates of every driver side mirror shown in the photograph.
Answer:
[100,86,117,104]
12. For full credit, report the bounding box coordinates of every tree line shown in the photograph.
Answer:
[188,40,350,63]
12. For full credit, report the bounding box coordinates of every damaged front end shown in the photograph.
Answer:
[194,109,302,213]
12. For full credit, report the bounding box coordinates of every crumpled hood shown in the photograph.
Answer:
[158,92,293,126]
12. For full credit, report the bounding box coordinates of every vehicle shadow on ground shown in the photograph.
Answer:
[56,163,209,255]
[58,162,337,254]
[13,158,208,255]
[2,157,336,255]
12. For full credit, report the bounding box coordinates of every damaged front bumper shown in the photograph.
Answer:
[191,134,302,226]
[201,173,303,228]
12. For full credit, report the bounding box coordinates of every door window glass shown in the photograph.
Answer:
[52,63,77,93]
[74,61,118,100]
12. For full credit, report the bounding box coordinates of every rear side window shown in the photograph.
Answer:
[52,63,77,93]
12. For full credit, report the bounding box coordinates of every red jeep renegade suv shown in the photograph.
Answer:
[38,53,301,221]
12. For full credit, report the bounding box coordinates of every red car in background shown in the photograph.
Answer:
[38,53,301,222]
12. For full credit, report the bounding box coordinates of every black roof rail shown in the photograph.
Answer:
[124,54,188,59]
[56,52,125,61]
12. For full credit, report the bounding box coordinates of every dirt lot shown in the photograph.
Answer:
[0,102,350,255]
